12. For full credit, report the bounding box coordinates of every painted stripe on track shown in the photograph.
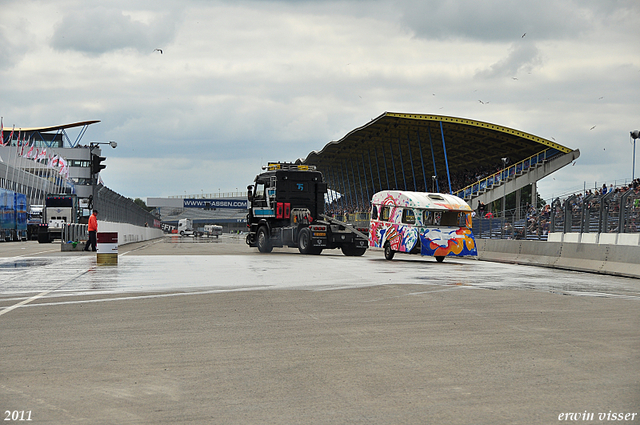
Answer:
[0,268,91,317]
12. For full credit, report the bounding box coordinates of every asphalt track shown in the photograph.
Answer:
[0,236,638,424]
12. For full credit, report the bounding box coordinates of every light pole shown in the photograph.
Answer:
[632,130,639,180]
[89,141,117,211]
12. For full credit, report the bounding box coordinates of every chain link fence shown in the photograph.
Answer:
[93,184,160,228]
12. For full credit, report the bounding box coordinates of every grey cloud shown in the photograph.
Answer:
[397,0,595,41]
[475,42,542,79]
[50,6,179,55]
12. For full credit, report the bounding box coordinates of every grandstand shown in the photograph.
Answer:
[0,121,159,230]
[299,112,580,217]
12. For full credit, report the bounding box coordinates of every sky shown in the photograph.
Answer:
[1,0,639,203]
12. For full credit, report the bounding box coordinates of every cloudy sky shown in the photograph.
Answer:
[1,0,639,202]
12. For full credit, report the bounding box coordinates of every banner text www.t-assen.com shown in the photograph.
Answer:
[183,199,249,209]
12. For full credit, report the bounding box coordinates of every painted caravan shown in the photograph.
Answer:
[369,191,477,262]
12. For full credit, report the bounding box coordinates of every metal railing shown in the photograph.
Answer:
[168,191,247,199]
[94,185,161,228]
[62,223,88,243]
[454,148,561,200]
[327,184,640,241]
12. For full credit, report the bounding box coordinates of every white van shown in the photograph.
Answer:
[369,191,477,262]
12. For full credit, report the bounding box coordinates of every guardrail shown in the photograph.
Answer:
[62,223,88,243]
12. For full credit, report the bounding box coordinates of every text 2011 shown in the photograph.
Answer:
[4,411,32,421]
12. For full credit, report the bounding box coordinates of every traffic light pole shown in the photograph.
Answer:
[88,141,117,211]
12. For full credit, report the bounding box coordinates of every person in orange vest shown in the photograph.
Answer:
[83,210,98,252]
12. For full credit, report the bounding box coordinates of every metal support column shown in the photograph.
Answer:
[397,136,407,191]
[335,167,346,212]
[439,121,452,194]
[427,126,439,192]
[367,151,376,196]
[361,153,371,203]
[353,157,365,210]
[406,133,417,191]
[389,141,399,190]
[344,161,356,211]
[416,130,428,192]
[381,145,390,189]
[374,147,383,191]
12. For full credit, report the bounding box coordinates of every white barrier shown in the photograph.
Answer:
[95,221,164,246]
[548,232,637,247]
[477,239,640,278]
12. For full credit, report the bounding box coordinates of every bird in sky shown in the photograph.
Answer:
[590,125,596,130]
[522,33,526,38]
[154,48,163,54]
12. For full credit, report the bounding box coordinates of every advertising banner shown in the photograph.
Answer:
[183,199,248,209]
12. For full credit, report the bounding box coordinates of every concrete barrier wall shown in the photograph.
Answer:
[98,221,164,246]
[476,239,640,279]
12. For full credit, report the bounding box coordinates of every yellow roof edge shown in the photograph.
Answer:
[385,112,572,154]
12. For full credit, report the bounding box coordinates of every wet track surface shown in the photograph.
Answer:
[2,236,639,424]
[1,236,639,308]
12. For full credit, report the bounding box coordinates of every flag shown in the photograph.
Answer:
[0,117,3,146]
[19,135,29,156]
[58,157,69,179]
[48,154,59,168]
[35,148,47,163]
[6,126,14,146]
[25,145,36,159]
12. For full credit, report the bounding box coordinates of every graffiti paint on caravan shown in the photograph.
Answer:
[369,191,477,261]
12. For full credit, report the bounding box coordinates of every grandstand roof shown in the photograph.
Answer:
[0,120,101,133]
[298,112,576,197]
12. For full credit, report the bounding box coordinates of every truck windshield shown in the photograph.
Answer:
[46,198,73,208]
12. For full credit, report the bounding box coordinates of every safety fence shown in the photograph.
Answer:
[93,184,161,228]
[332,184,640,241]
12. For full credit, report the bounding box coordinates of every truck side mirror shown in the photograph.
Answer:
[247,185,253,201]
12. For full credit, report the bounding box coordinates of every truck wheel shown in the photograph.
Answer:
[435,256,445,263]
[384,242,395,260]
[298,228,316,254]
[257,226,273,253]
[341,245,366,256]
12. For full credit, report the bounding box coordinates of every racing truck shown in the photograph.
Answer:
[245,162,368,255]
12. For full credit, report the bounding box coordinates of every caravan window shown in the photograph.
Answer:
[423,210,434,225]
[440,211,460,226]
[402,208,416,224]
[380,206,391,221]
[422,210,462,226]
[371,205,378,220]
